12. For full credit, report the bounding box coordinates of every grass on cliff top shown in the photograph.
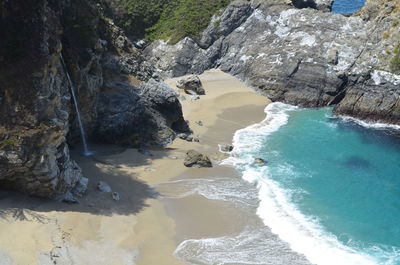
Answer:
[0,139,16,149]
[108,0,231,43]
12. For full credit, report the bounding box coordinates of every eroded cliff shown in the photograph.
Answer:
[1,0,399,199]
[145,0,400,125]
[0,0,188,199]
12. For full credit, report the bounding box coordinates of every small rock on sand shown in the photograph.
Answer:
[177,133,189,140]
[144,167,156,172]
[61,192,80,204]
[219,144,234,153]
[71,177,89,197]
[138,149,153,156]
[97,181,112,193]
[190,95,200,101]
[112,192,121,201]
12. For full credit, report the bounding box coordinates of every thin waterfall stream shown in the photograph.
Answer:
[60,54,93,156]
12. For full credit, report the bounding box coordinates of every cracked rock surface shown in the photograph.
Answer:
[145,0,400,125]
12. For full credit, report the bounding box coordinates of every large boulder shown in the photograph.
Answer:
[95,79,188,147]
[140,79,189,132]
[176,75,205,95]
[184,150,213,168]
[95,81,148,146]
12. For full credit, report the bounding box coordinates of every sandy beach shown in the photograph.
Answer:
[0,69,271,265]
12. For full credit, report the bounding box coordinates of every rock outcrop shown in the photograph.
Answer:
[1,0,399,199]
[334,0,400,124]
[0,0,187,198]
[176,75,205,95]
[184,150,213,168]
[95,79,187,146]
[0,0,86,198]
[291,0,333,12]
[145,0,400,125]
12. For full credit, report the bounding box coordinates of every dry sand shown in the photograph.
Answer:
[0,69,270,265]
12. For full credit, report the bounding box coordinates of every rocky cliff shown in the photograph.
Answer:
[0,0,188,199]
[1,0,399,199]
[145,0,400,125]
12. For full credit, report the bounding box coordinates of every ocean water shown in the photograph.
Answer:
[332,0,366,14]
[223,103,400,265]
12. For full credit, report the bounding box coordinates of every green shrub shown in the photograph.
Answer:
[147,0,230,43]
[108,0,231,43]
[390,54,400,74]
[382,31,390,39]
[109,0,167,39]
[0,139,16,149]
[390,44,400,74]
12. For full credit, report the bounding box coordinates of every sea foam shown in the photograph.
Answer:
[336,115,400,131]
[222,102,379,265]
[155,178,258,207]
[174,228,311,265]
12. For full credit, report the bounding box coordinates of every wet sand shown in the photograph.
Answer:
[0,69,272,265]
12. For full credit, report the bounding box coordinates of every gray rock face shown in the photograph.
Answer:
[95,78,187,146]
[140,79,187,131]
[145,0,400,125]
[0,0,85,199]
[176,75,205,95]
[184,150,213,168]
[334,71,400,124]
[0,0,187,198]
[291,0,333,12]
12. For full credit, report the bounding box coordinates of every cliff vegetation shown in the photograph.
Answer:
[105,0,231,43]
[390,44,400,74]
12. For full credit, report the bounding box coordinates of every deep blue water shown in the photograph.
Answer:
[232,104,400,265]
[332,0,366,14]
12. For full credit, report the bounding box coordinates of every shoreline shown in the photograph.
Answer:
[0,69,309,265]
[132,69,271,264]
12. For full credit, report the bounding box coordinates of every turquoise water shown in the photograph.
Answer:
[229,104,400,265]
[332,0,366,14]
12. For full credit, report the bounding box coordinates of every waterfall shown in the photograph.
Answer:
[60,54,93,156]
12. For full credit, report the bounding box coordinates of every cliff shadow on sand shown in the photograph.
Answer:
[0,143,178,220]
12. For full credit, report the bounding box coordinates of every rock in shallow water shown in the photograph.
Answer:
[254,158,267,165]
